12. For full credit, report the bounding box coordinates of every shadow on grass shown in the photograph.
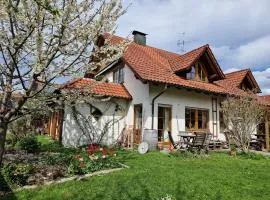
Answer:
[0,173,16,200]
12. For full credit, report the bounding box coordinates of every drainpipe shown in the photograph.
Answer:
[151,84,168,129]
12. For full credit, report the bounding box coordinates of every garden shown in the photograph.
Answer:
[1,136,270,200]
[1,134,122,190]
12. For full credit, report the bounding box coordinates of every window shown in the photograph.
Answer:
[185,107,209,130]
[219,111,226,132]
[186,65,196,80]
[113,67,124,83]
[186,63,208,82]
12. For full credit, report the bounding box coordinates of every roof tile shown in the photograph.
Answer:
[60,78,132,100]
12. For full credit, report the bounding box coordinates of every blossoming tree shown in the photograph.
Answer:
[221,95,265,152]
[0,0,127,165]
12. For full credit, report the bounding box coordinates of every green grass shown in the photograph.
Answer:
[4,151,270,200]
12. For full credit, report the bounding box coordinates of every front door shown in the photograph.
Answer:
[134,104,142,144]
[158,106,172,142]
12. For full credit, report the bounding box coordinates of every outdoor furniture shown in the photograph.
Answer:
[254,134,266,150]
[187,132,212,153]
[178,131,196,149]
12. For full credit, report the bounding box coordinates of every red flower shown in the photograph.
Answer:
[86,144,100,154]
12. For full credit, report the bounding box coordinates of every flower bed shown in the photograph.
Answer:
[2,142,122,188]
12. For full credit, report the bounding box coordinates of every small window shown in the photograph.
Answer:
[185,107,209,130]
[186,65,196,80]
[219,111,226,132]
[113,67,124,83]
[186,63,208,82]
[197,64,207,81]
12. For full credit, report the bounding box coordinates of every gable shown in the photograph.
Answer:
[215,69,261,94]
[174,45,225,82]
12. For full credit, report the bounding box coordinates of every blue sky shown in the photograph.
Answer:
[116,0,270,94]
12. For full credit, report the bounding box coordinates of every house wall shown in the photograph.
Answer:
[63,64,226,147]
[101,64,226,143]
[148,85,225,142]
[61,99,128,147]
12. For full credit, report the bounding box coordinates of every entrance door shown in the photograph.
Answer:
[134,104,142,144]
[158,106,172,142]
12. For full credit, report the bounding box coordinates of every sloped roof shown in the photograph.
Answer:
[96,33,265,97]
[215,69,261,93]
[59,78,132,100]
[258,95,270,106]
[101,34,230,95]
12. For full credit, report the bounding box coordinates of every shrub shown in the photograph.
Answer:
[2,163,33,186]
[67,145,120,175]
[17,134,41,153]
[41,153,72,166]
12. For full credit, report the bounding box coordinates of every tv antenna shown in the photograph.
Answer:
[177,32,186,53]
[177,32,195,53]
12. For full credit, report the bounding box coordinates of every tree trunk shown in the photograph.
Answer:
[0,118,8,166]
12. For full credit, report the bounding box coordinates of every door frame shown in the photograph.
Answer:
[157,105,172,142]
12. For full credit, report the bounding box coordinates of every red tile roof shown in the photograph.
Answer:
[258,95,270,106]
[99,34,263,97]
[60,78,132,100]
[101,34,234,95]
[214,69,261,93]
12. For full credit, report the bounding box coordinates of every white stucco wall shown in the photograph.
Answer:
[98,64,226,143]
[62,99,128,147]
[148,85,222,142]
[122,66,150,129]
[63,64,228,147]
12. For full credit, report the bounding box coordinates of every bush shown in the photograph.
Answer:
[2,163,33,186]
[17,135,41,153]
[67,145,120,175]
[41,153,73,166]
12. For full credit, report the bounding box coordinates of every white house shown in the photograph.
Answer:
[49,31,267,148]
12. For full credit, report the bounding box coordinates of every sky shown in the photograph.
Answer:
[116,0,270,95]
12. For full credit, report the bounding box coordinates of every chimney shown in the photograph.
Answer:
[132,30,147,45]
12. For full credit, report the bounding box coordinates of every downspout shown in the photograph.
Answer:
[151,84,168,129]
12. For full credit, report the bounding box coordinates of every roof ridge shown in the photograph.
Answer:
[105,33,212,59]
[179,44,209,57]
[225,68,250,75]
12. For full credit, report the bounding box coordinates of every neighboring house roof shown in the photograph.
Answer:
[258,95,270,106]
[59,78,132,100]
[215,69,261,93]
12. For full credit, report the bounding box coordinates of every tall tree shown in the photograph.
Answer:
[0,0,127,165]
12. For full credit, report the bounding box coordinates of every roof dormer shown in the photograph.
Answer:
[174,45,225,82]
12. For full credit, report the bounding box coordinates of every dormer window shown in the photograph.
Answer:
[186,65,196,80]
[113,67,124,83]
[186,63,208,82]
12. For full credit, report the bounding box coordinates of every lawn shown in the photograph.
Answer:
[3,151,270,200]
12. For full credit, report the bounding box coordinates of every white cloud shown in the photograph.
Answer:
[117,0,270,94]
[253,68,270,95]
[212,35,270,70]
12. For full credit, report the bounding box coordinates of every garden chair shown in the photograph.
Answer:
[188,132,212,153]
